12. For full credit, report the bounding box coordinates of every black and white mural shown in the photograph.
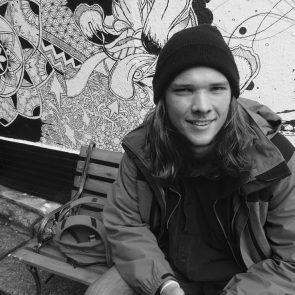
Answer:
[0,0,294,151]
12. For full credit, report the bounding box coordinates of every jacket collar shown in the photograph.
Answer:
[237,98,290,194]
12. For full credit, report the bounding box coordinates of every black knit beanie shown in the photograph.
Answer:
[152,24,240,104]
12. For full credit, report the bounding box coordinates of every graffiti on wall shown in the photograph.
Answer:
[0,0,294,151]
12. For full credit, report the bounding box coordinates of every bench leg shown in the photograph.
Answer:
[26,265,42,295]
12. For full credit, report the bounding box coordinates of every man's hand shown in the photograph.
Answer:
[160,280,185,295]
[161,285,185,295]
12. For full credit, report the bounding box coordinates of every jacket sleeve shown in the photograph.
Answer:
[222,153,295,294]
[103,153,175,295]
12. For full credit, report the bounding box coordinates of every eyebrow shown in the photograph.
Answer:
[170,83,192,88]
[170,81,230,88]
[210,82,230,86]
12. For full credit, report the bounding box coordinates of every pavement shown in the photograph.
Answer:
[0,185,88,295]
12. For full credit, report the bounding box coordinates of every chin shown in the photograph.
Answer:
[191,140,215,156]
[190,138,214,147]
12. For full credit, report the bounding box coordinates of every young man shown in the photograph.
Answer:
[87,25,295,295]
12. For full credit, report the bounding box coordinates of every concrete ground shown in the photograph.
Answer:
[0,186,89,295]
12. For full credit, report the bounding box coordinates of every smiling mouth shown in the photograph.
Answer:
[187,119,215,127]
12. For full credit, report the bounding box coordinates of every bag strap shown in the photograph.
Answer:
[58,196,106,221]
[65,256,106,267]
[72,141,96,201]
[70,196,106,209]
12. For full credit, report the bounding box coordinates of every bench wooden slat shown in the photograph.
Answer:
[13,247,108,285]
[71,191,108,203]
[74,177,113,196]
[71,191,108,202]
[76,161,119,180]
[79,147,122,165]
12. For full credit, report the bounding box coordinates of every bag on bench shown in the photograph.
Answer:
[53,196,113,267]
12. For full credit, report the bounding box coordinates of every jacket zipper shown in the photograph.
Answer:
[213,199,240,265]
[166,187,182,229]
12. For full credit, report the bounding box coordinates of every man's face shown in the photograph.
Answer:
[165,66,231,155]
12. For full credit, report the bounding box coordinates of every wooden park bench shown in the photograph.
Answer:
[12,142,123,294]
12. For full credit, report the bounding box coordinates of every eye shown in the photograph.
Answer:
[210,85,227,92]
[173,87,192,95]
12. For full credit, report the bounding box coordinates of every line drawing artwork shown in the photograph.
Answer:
[209,0,295,142]
[0,0,203,150]
[0,0,42,125]
[0,0,293,150]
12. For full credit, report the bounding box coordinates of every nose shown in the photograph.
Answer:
[191,91,211,114]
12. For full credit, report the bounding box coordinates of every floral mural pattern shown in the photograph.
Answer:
[0,0,294,151]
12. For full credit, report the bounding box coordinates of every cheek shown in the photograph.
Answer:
[221,105,230,120]
[166,96,190,115]
[166,104,184,131]
[166,99,184,120]
[167,106,180,128]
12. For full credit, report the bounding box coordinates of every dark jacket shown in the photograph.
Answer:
[103,97,295,295]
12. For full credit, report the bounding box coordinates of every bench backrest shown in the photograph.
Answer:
[72,143,123,203]
[35,143,123,248]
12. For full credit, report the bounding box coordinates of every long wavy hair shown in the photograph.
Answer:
[144,97,257,183]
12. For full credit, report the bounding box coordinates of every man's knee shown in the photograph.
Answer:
[85,266,135,295]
